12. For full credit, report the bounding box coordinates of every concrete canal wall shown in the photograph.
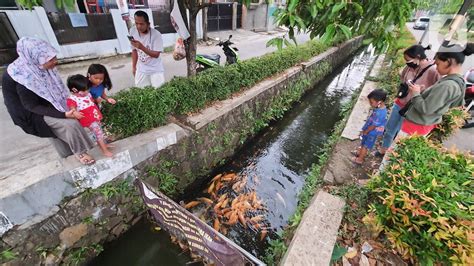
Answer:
[0,37,363,265]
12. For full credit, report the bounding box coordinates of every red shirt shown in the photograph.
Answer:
[67,93,102,127]
[401,119,436,136]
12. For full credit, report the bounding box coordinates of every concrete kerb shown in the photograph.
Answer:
[282,52,385,265]
[0,123,187,235]
[185,66,301,130]
[281,191,345,266]
[186,36,364,131]
[341,54,386,140]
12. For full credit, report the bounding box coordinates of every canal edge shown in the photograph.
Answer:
[281,53,386,266]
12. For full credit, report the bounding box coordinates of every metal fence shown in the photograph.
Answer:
[47,12,117,45]
[208,3,241,32]
[0,12,18,65]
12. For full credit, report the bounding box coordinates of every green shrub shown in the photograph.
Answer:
[366,136,473,265]
[102,87,174,137]
[102,40,329,138]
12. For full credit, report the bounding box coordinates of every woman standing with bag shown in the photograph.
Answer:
[398,43,473,137]
[377,45,440,156]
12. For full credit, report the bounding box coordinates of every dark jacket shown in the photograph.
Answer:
[2,71,65,138]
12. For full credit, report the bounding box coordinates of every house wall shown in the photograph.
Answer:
[2,6,192,60]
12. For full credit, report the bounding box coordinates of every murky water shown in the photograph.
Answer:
[89,48,376,265]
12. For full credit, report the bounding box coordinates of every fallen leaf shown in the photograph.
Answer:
[359,254,370,266]
[368,258,377,266]
[344,247,358,259]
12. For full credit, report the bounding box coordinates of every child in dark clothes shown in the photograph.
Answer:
[352,89,388,165]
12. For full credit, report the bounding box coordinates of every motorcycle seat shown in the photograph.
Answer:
[198,54,221,63]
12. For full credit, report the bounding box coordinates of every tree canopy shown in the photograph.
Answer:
[269,0,473,50]
[269,0,423,51]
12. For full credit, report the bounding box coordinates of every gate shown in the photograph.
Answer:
[0,12,18,66]
[207,3,241,32]
[47,12,117,45]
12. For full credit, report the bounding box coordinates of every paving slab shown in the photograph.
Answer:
[281,191,345,266]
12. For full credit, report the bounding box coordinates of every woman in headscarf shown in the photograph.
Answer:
[2,37,96,165]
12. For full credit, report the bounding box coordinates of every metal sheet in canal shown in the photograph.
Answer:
[90,48,376,265]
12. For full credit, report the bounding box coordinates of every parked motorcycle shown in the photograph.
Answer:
[462,68,474,128]
[196,35,239,72]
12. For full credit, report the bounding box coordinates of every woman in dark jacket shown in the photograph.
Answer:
[2,37,95,165]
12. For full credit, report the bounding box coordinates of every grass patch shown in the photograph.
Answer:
[0,248,17,263]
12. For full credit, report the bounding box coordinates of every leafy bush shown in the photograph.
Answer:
[102,40,329,138]
[366,136,473,265]
[102,87,174,137]
[429,107,471,143]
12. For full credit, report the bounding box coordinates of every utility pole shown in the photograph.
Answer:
[442,0,472,46]
[203,4,209,41]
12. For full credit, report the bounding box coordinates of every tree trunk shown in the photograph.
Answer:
[186,13,198,76]
[178,0,198,76]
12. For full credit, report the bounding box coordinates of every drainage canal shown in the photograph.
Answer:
[90,48,376,265]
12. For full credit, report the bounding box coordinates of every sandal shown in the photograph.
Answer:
[76,153,96,165]
[374,151,385,157]
[351,150,360,157]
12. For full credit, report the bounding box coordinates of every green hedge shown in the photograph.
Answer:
[366,136,473,265]
[102,40,330,138]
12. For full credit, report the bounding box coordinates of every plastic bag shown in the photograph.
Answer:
[173,38,186,61]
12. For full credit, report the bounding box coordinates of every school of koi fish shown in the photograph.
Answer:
[183,172,270,241]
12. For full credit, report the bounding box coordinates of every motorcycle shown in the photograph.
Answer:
[462,68,474,128]
[196,35,239,72]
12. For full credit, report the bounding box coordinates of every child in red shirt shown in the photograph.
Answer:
[66,74,113,157]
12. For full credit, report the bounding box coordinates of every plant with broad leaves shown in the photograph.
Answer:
[366,136,473,265]
[269,0,438,50]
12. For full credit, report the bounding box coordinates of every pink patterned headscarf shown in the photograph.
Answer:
[7,37,69,112]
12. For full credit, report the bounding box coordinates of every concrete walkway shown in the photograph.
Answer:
[0,30,310,180]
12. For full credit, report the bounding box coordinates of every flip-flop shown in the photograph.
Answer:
[76,154,96,165]
[351,150,360,157]
[374,151,385,157]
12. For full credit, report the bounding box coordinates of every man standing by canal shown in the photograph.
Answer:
[129,10,165,88]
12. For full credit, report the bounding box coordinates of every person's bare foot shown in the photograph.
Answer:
[98,140,114,157]
[106,144,115,149]
[102,149,114,157]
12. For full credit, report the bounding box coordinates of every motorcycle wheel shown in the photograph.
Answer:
[196,66,205,73]
[227,57,237,65]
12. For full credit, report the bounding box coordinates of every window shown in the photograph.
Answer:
[0,0,17,9]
